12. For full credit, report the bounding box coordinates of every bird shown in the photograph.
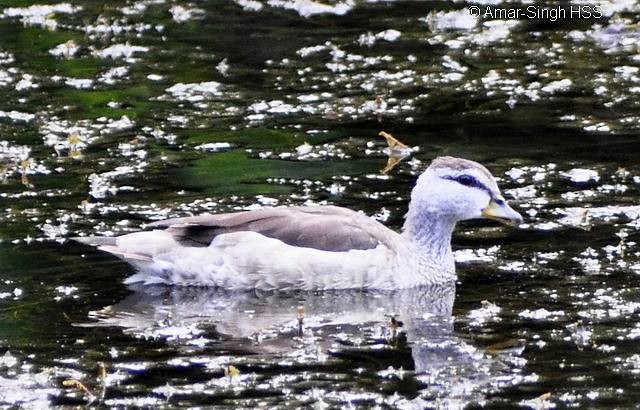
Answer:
[74,156,523,291]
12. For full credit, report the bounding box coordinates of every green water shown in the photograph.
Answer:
[1,0,640,407]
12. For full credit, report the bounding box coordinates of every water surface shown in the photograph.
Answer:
[1,0,640,407]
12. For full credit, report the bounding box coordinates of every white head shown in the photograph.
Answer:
[408,156,523,225]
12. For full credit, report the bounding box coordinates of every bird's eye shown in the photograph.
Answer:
[455,175,476,187]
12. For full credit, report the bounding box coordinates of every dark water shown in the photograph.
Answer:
[1,0,640,407]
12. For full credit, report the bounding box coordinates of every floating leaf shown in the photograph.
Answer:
[224,365,240,378]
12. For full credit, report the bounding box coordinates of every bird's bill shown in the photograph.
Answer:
[481,199,523,226]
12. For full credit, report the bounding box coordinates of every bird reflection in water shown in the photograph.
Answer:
[81,283,528,405]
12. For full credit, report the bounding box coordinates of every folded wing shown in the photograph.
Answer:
[146,205,398,252]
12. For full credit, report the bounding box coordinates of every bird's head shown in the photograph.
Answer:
[411,156,523,226]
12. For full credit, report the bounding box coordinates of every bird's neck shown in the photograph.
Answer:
[402,205,457,282]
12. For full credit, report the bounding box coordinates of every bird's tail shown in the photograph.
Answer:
[72,236,153,261]
[72,236,118,247]
[72,232,177,285]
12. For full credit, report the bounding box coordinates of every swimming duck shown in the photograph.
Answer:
[75,157,523,290]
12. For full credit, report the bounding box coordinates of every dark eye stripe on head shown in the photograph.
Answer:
[441,174,494,198]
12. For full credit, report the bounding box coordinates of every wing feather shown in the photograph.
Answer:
[146,206,398,252]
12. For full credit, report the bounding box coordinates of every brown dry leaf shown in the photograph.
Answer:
[381,156,405,175]
[378,131,412,174]
[67,134,81,146]
[379,131,408,150]
[62,379,94,397]
[486,338,525,355]
[99,362,107,382]
[69,150,83,159]
[21,173,32,188]
[225,365,240,378]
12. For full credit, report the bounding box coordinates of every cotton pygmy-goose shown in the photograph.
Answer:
[75,157,523,290]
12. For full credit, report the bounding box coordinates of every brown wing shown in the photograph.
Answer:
[146,206,398,252]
